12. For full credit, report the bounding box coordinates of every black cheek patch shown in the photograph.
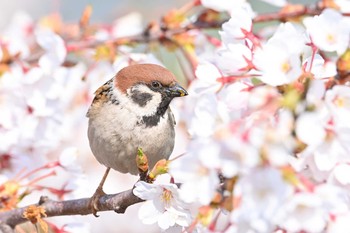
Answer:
[130,89,153,107]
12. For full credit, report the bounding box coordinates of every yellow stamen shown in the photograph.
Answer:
[281,62,291,74]
[326,34,336,44]
[334,96,344,107]
[162,188,173,207]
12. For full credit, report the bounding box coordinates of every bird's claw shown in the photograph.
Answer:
[89,188,106,217]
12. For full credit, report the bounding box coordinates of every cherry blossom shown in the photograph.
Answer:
[275,191,328,232]
[59,147,82,173]
[1,11,33,59]
[215,43,252,75]
[254,43,302,86]
[112,12,143,38]
[303,54,337,79]
[296,111,328,147]
[133,181,191,231]
[254,23,304,86]
[219,7,253,45]
[330,163,350,187]
[217,82,250,119]
[184,91,222,137]
[232,167,294,232]
[35,29,67,72]
[200,0,239,12]
[327,212,350,233]
[194,62,222,93]
[335,0,350,13]
[304,8,350,55]
[276,185,349,233]
[325,85,350,127]
[169,139,221,205]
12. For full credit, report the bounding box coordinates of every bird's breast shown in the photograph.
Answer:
[87,102,175,175]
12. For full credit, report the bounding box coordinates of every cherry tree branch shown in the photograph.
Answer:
[0,224,13,233]
[0,188,143,229]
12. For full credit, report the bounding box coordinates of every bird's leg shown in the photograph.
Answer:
[89,167,111,217]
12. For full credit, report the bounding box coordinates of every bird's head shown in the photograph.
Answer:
[114,64,188,117]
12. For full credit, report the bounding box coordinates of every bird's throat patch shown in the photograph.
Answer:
[140,114,161,127]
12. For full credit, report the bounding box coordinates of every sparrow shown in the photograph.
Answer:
[86,63,188,216]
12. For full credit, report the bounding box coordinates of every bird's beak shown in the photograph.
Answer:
[166,83,188,98]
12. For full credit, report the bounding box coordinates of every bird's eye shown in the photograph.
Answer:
[151,81,161,89]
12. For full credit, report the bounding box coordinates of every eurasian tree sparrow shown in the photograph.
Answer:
[86,63,187,215]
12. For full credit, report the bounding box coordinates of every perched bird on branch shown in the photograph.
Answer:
[86,63,188,216]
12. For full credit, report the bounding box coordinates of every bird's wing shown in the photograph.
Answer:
[86,79,114,118]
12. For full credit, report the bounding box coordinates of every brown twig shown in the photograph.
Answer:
[0,189,143,229]
[253,5,314,23]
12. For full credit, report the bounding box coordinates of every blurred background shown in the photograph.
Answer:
[0,0,190,30]
[0,0,317,30]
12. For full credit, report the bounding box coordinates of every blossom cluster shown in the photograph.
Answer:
[1,0,350,232]
[135,1,350,232]
[160,2,350,233]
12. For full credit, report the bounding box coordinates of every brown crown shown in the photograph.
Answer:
[115,64,177,93]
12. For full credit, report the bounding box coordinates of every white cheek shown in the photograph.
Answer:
[114,85,162,116]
